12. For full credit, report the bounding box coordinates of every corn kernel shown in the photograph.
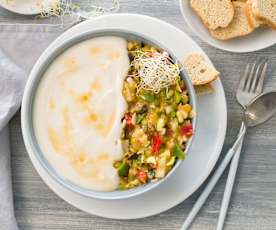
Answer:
[176,111,184,123]
[182,104,192,112]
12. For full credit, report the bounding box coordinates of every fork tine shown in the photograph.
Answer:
[251,61,262,93]
[238,64,250,91]
[244,63,256,92]
[255,59,268,94]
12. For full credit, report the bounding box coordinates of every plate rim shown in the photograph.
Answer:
[179,0,276,53]
[22,13,228,219]
[0,0,46,15]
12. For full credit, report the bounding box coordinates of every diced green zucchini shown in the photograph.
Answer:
[174,91,182,103]
[118,162,129,177]
[156,117,165,131]
[172,144,186,160]
[182,94,189,104]
[136,114,145,124]
[170,111,176,118]
[141,93,155,102]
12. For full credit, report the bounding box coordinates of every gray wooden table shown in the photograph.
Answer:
[3,0,276,229]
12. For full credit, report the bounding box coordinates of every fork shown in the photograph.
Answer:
[216,59,268,230]
[181,59,268,230]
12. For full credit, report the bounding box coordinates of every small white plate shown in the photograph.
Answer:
[26,13,227,219]
[0,0,54,15]
[179,0,276,53]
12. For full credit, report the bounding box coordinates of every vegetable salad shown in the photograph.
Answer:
[114,42,195,190]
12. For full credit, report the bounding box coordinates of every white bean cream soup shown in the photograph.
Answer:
[33,37,129,191]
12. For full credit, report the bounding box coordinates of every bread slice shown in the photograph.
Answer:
[190,0,234,30]
[210,1,255,40]
[183,54,219,86]
[248,0,276,29]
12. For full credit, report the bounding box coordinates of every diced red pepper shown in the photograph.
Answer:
[180,124,193,137]
[124,113,133,126]
[152,132,162,154]
[137,170,148,183]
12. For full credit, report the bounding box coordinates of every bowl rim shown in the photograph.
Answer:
[21,28,197,200]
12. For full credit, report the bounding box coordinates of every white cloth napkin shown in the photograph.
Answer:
[0,21,76,230]
[0,49,26,130]
[0,47,26,230]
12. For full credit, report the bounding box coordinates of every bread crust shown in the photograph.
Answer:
[245,1,260,28]
[256,14,276,29]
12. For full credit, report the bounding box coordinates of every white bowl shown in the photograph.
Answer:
[21,29,197,200]
[179,0,276,53]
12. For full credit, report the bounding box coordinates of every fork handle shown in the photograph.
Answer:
[216,124,245,230]
[181,128,246,230]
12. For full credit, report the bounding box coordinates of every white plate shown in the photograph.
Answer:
[0,0,54,15]
[26,13,227,219]
[179,0,276,53]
